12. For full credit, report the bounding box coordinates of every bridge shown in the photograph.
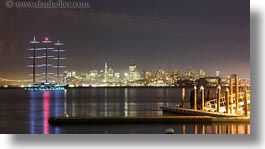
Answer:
[0,76,58,87]
[0,76,81,87]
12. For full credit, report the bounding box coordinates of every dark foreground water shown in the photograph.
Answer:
[0,88,250,134]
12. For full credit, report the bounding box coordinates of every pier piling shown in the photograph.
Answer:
[200,86,205,111]
[229,76,233,114]
[235,75,239,114]
[181,88,185,108]
[225,88,229,114]
[194,86,197,110]
[244,88,248,116]
[182,125,186,134]
[217,85,221,113]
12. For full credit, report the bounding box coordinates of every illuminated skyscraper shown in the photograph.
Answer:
[104,62,108,82]
[144,71,152,79]
[199,69,206,77]
[129,63,136,72]
[114,73,120,79]
[129,63,139,82]
[188,65,194,77]
[90,70,98,81]
[108,67,114,78]
[71,71,76,77]
[216,70,221,77]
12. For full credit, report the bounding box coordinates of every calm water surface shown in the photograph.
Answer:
[0,88,250,134]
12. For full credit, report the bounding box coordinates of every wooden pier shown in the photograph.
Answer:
[174,74,250,117]
[49,115,249,125]
[161,107,243,117]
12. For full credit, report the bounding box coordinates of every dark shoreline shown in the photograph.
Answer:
[49,116,250,125]
[0,85,240,89]
[0,86,190,89]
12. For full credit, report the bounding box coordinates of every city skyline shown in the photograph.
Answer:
[0,60,249,80]
[64,62,229,78]
[0,60,251,87]
[0,0,250,79]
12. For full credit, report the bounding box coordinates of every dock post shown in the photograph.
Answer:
[202,125,205,134]
[235,75,239,114]
[217,85,221,113]
[230,75,233,98]
[181,88,185,108]
[225,88,229,114]
[200,86,205,111]
[230,75,233,113]
[244,88,248,116]
[194,125,198,134]
[194,86,197,110]
[182,124,186,134]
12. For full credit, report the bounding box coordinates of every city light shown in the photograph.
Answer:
[59,63,250,87]
[0,63,250,87]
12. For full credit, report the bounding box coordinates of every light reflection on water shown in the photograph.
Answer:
[0,88,250,134]
[29,90,65,134]
[43,91,50,135]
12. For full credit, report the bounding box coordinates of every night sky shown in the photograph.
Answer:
[0,0,249,79]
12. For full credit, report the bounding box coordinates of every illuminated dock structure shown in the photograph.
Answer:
[162,74,250,117]
[24,36,67,91]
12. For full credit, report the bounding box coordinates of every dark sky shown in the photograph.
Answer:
[0,0,249,79]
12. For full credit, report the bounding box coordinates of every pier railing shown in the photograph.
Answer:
[204,91,250,113]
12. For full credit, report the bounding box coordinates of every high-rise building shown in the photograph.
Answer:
[71,71,76,77]
[157,69,165,79]
[80,73,87,79]
[114,72,120,82]
[216,70,221,77]
[114,73,120,79]
[174,69,181,76]
[104,62,108,82]
[65,71,71,78]
[108,67,114,79]
[128,63,138,81]
[188,65,194,77]
[129,63,136,72]
[144,71,152,79]
[90,70,97,81]
[199,69,206,77]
